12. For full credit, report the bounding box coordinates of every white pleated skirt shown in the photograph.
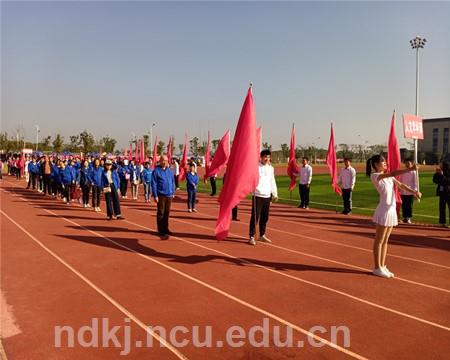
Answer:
[373,205,398,227]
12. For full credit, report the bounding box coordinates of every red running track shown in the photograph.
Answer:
[1,178,449,359]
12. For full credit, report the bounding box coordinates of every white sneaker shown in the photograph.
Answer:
[192,209,197,213]
[258,235,272,243]
[188,209,192,213]
[383,266,395,278]
[373,267,391,279]
[248,237,256,246]
[63,197,67,203]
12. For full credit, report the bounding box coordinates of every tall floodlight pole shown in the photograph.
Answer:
[150,123,156,153]
[409,36,426,164]
[35,125,40,152]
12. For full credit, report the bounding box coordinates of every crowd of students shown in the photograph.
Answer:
[1,150,449,279]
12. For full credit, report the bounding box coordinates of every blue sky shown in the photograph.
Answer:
[2,1,449,150]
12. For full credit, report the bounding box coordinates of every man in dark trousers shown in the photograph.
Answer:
[151,154,175,239]
[249,150,278,246]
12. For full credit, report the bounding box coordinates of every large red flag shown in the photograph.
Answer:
[326,123,342,196]
[167,136,173,164]
[387,110,402,208]
[206,129,230,178]
[204,131,211,182]
[215,86,259,240]
[287,124,299,191]
[152,136,158,170]
[179,135,188,182]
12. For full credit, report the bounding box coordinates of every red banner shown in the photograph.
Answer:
[402,114,424,139]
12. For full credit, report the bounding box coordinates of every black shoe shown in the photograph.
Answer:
[232,218,240,222]
[161,234,169,240]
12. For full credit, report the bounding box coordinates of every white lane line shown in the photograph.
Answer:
[23,207,367,359]
[5,185,450,332]
[128,203,450,294]
[0,209,188,360]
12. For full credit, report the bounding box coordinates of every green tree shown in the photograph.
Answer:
[157,140,165,155]
[79,130,95,153]
[52,134,64,153]
[100,136,117,154]
[262,142,272,151]
[189,136,199,156]
[68,135,80,152]
[211,139,220,153]
[280,143,289,159]
[41,135,52,151]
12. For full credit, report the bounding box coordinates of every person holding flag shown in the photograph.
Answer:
[338,158,356,214]
[398,158,418,223]
[248,149,278,246]
[366,155,421,278]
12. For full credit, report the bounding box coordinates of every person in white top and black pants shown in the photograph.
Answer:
[398,158,418,223]
[296,157,312,209]
[249,150,278,246]
[338,158,356,215]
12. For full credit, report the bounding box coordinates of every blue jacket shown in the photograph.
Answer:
[68,165,79,183]
[59,167,74,185]
[151,166,175,197]
[88,166,104,187]
[186,172,199,191]
[118,165,130,180]
[128,164,140,182]
[101,169,120,189]
[141,168,153,184]
[79,167,91,187]
[28,162,40,174]
[51,164,60,182]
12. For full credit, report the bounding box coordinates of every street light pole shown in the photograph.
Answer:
[410,35,426,165]
[35,125,40,152]
[150,123,156,153]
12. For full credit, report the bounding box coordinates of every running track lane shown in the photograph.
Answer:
[1,184,448,358]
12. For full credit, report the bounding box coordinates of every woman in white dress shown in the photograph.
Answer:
[366,155,421,278]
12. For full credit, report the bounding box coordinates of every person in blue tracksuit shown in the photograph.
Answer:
[80,160,91,208]
[186,163,199,212]
[51,161,62,197]
[27,157,40,190]
[141,162,153,203]
[67,159,79,202]
[89,158,103,212]
[101,160,123,220]
[151,155,175,239]
[59,161,74,204]
[118,159,130,198]
[128,158,141,200]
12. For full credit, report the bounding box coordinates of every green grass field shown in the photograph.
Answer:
[185,172,440,224]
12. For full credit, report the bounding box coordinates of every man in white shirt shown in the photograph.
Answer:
[297,157,312,209]
[398,158,418,223]
[338,158,356,215]
[249,150,278,246]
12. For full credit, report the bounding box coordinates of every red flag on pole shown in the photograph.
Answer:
[136,139,141,163]
[152,136,158,170]
[287,124,299,191]
[326,123,342,196]
[206,130,230,178]
[204,131,211,182]
[167,136,173,164]
[134,140,138,161]
[215,86,259,240]
[140,138,145,164]
[179,135,188,182]
[387,110,402,208]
